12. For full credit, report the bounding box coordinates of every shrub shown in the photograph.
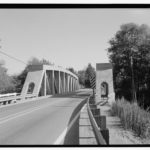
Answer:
[111,98,150,138]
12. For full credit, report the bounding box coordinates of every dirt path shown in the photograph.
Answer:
[98,103,145,145]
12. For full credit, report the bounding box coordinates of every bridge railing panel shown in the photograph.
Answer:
[0,94,38,106]
[87,95,109,145]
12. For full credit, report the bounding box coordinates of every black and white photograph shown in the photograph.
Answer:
[0,3,150,146]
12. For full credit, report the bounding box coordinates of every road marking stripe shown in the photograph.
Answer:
[53,103,87,145]
[0,99,67,125]
[0,104,51,125]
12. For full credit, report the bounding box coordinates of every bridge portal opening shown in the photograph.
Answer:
[27,82,35,94]
[101,82,108,99]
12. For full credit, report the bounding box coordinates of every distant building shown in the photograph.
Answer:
[96,63,115,104]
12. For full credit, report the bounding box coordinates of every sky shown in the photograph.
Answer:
[0,8,150,75]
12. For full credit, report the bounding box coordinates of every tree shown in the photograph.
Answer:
[27,57,52,66]
[78,70,85,86]
[27,57,41,65]
[107,23,150,106]
[67,67,77,75]
[0,61,16,94]
[40,58,52,65]
[67,64,95,88]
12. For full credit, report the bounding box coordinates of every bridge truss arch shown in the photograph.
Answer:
[21,65,79,98]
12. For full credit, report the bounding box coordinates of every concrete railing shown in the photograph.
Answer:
[87,95,109,145]
[0,94,37,106]
[0,93,18,98]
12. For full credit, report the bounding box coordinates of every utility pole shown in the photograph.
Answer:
[127,31,137,103]
[130,55,137,103]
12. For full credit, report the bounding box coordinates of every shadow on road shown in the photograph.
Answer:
[51,89,91,145]
[63,97,88,145]
[51,89,92,99]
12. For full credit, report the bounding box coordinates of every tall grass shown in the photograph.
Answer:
[111,98,150,138]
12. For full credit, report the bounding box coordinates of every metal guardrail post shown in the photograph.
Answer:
[97,116,109,145]
[100,116,106,129]
[92,108,109,144]
[100,127,109,145]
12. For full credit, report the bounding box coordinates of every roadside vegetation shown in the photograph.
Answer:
[0,60,17,94]
[107,23,150,139]
[111,98,150,138]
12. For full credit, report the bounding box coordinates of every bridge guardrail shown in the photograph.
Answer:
[87,95,109,145]
[0,93,18,98]
[0,94,37,106]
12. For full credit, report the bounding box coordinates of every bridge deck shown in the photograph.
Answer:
[0,89,91,145]
[79,104,97,145]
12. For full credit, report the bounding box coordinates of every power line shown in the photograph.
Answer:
[0,49,27,65]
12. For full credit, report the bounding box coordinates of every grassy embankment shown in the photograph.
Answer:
[111,98,150,138]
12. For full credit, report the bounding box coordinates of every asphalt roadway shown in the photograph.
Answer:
[0,89,92,145]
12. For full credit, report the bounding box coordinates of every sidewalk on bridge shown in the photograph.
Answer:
[98,102,143,145]
[79,104,97,145]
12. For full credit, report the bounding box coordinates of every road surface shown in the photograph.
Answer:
[0,89,92,145]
